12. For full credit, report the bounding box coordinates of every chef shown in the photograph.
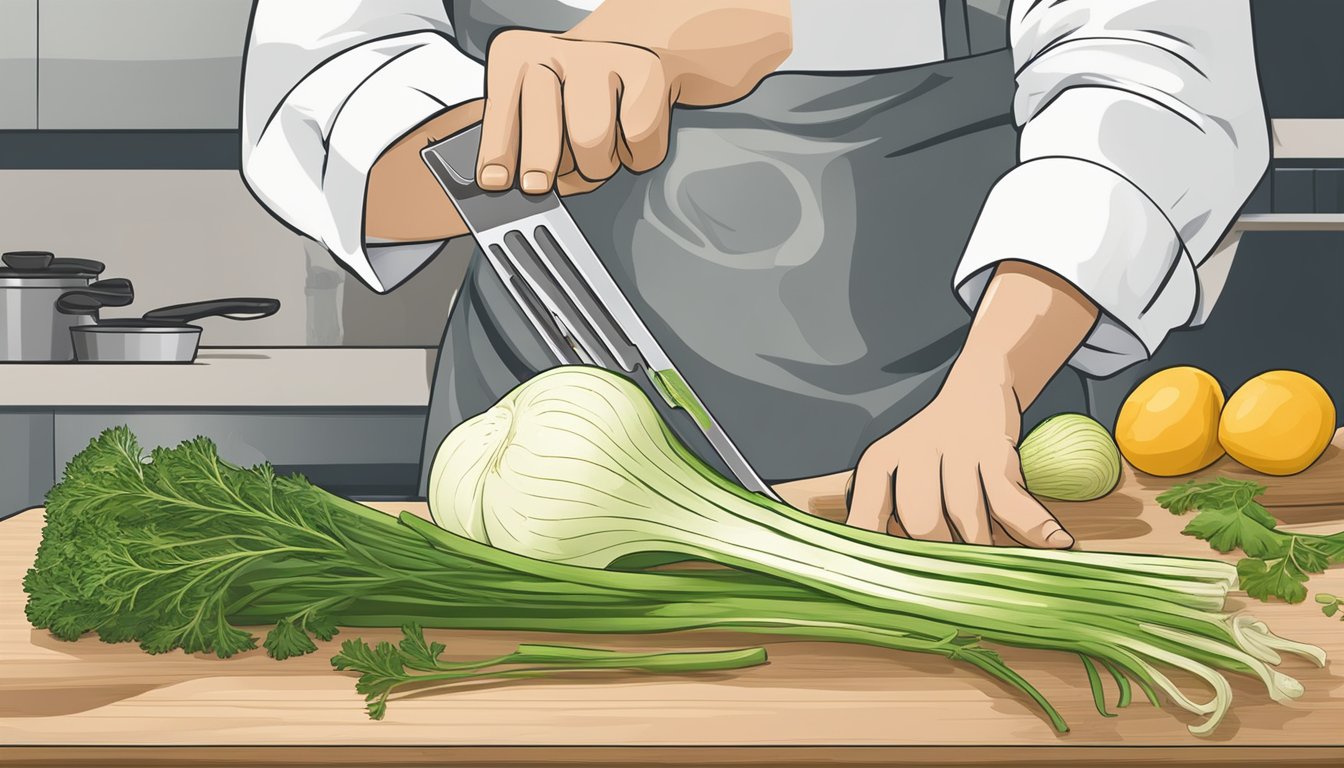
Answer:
[241,1,1268,549]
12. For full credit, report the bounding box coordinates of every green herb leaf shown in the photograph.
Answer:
[1180,504,1286,558]
[1157,477,1267,516]
[1312,593,1342,621]
[396,622,446,670]
[1163,478,1344,604]
[306,615,340,643]
[263,618,319,660]
[1238,558,1308,604]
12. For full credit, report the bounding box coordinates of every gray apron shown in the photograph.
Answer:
[418,3,1086,492]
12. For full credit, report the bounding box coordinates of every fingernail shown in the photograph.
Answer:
[479,164,509,188]
[521,170,550,194]
[1046,528,1075,549]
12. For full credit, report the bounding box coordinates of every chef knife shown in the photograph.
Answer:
[422,125,780,501]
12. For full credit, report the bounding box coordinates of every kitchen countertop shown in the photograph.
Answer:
[0,347,435,408]
[1,432,1342,767]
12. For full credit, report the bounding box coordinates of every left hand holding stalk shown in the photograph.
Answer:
[847,262,1100,547]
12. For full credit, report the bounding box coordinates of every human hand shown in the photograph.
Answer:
[846,366,1075,549]
[474,1,791,195]
[474,30,671,197]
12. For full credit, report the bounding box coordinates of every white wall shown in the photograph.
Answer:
[0,169,470,347]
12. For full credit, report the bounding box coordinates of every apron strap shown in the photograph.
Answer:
[962,0,1011,56]
[942,0,972,60]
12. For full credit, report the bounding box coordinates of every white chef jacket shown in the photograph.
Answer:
[240,0,1268,377]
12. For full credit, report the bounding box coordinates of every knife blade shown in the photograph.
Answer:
[422,125,780,501]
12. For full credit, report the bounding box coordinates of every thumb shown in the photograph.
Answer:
[984,473,1074,549]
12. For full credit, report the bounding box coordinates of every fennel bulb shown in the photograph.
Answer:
[430,366,1325,735]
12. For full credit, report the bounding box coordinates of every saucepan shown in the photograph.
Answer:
[0,250,112,361]
[55,291,281,363]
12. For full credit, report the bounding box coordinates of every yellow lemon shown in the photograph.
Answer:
[1219,370,1336,476]
[1115,366,1225,476]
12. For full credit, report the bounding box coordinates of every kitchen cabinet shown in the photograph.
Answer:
[37,0,252,129]
[0,412,54,515]
[1269,166,1344,214]
[54,411,427,495]
[0,409,426,516]
[0,348,436,515]
[1252,0,1344,119]
[1274,167,1318,213]
[0,0,37,129]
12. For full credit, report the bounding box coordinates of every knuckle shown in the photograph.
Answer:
[901,517,941,537]
[567,127,612,153]
[625,154,662,174]
[947,509,980,535]
[620,47,662,77]
[855,451,892,480]
[525,60,561,83]
[575,158,618,182]
[622,117,666,147]
[489,29,540,59]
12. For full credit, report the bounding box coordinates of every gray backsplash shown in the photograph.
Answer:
[0,169,471,347]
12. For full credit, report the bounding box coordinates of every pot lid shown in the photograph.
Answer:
[0,251,105,278]
[72,321,204,332]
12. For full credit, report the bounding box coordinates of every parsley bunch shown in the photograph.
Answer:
[21,428,1027,722]
[23,428,1326,732]
[1158,478,1344,604]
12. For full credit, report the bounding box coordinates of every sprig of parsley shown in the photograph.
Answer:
[1316,594,1343,620]
[1157,478,1344,604]
[332,624,767,720]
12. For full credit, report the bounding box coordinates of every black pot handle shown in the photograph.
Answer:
[50,257,107,276]
[86,278,135,304]
[56,293,103,316]
[2,251,54,271]
[55,279,135,315]
[142,297,281,323]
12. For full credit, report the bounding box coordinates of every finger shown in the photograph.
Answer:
[557,140,576,176]
[555,171,605,196]
[517,65,564,194]
[894,460,954,543]
[564,70,621,182]
[846,455,894,533]
[942,461,993,545]
[554,138,605,194]
[615,60,671,173]
[983,474,1074,549]
[477,43,528,190]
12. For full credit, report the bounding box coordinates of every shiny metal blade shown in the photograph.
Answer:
[422,126,780,501]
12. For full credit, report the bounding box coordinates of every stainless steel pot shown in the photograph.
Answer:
[56,293,281,363]
[0,251,107,361]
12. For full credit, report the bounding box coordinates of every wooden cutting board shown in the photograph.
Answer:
[2,433,1343,767]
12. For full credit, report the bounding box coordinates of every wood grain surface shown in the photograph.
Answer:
[2,433,1343,767]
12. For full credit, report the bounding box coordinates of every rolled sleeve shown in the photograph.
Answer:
[241,3,484,293]
[954,1,1269,377]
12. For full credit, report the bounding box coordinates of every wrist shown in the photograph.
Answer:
[949,262,1099,412]
[944,354,1019,411]
[566,1,790,106]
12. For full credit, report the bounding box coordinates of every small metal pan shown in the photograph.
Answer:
[56,293,280,363]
